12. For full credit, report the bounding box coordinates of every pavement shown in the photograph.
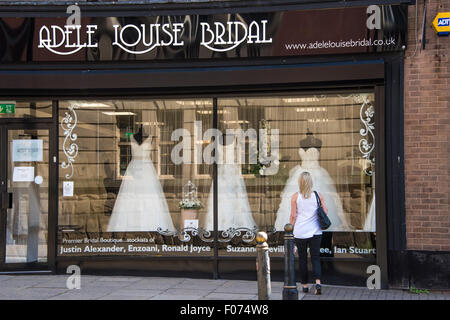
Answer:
[0,274,448,300]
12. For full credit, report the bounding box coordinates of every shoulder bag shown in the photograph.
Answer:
[313,191,331,230]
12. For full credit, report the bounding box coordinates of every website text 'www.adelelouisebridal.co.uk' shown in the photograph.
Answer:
[284,37,396,51]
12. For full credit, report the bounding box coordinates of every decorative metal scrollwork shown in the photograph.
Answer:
[358,97,375,176]
[218,227,257,243]
[157,227,214,242]
[337,93,376,176]
[61,103,79,179]
[157,227,257,243]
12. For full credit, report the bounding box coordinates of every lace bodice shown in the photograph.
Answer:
[299,147,320,168]
[130,136,152,161]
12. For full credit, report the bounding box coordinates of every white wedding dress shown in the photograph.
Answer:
[107,136,175,232]
[203,138,257,231]
[274,147,351,231]
[363,195,376,232]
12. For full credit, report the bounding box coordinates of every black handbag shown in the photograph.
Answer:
[313,191,331,230]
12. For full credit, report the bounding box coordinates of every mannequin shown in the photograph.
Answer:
[203,109,256,231]
[275,127,350,231]
[299,128,322,150]
[108,123,175,232]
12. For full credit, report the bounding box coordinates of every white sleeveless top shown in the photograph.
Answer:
[293,192,322,239]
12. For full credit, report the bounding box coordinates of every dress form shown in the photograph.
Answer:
[107,131,175,232]
[274,129,350,231]
[203,133,256,231]
[299,128,322,151]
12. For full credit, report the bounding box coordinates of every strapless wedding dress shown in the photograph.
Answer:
[274,147,350,231]
[203,139,257,231]
[107,136,175,232]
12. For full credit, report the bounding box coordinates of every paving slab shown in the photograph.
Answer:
[84,281,136,290]
[0,279,48,289]
[269,293,284,300]
[98,289,162,300]
[0,275,448,300]
[125,278,186,291]
[48,290,111,300]
[213,285,258,295]
[163,288,211,296]
[94,276,144,282]
[173,282,223,291]
[99,295,151,300]
[0,289,30,300]
[6,288,69,300]
[0,275,16,282]
[150,295,205,300]
[201,293,258,300]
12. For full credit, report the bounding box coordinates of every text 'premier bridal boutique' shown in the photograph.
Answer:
[0,1,410,286]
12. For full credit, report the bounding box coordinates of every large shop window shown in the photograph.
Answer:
[57,93,376,259]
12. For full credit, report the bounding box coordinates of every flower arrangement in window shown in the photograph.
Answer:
[178,180,203,210]
[178,181,202,233]
[178,198,203,210]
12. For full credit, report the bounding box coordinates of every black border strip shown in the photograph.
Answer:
[0,0,416,17]
[0,61,385,93]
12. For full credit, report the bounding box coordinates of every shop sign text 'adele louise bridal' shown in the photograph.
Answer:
[38,20,273,55]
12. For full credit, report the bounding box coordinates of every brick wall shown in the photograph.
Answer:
[404,0,450,251]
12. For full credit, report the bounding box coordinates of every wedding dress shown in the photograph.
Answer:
[203,137,257,231]
[363,195,376,232]
[107,136,175,232]
[274,147,351,231]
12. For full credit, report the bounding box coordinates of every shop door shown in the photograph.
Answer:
[0,124,55,271]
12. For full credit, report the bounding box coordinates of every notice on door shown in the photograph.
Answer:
[12,140,43,162]
[63,181,74,197]
[13,166,35,182]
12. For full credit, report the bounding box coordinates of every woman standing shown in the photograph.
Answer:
[290,171,327,295]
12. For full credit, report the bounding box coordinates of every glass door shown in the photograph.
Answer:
[0,126,52,269]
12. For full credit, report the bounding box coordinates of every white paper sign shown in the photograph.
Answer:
[12,140,43,162]
[184,219,199,229]
[13,167,35,182]
[63,181,74,197]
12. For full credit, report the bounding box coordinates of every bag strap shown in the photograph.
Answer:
[313,191,322,207]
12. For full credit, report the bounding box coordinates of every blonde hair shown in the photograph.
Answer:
[298,172,313,199]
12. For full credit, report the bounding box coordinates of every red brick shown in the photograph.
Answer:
[404,0,450,252]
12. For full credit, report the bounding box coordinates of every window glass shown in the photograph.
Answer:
[57,93,376,259]
[217,93,376,258]
[58,99,214,257]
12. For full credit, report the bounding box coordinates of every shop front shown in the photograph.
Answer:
[0,2,408,287]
